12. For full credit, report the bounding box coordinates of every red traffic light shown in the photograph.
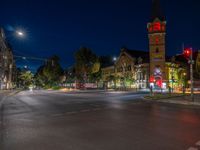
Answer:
[149,76,155,83]
[184,48,192,57]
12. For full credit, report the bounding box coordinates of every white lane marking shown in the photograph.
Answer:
[10,118,33,122]
[188,147,198,150]
[196,140,200,146]
[52,114,63,117]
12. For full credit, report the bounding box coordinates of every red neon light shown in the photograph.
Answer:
[155,37,159,44]
[149,76,155,83]
[153,22,161,31]
[149,27,153,32]
[161,25,165,31]
[156,79,162,87]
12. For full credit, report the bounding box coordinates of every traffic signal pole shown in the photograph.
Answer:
[190,49,194,102]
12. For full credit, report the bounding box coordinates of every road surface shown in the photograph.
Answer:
[0,90,200,150]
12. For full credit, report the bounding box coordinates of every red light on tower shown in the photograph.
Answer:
[153,22,161,31]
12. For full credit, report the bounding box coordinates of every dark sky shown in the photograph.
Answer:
[0,0,200,71]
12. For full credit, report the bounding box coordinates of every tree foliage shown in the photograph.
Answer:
[74,47,99,82]
[19,70,34,88]
[35,55,64,87]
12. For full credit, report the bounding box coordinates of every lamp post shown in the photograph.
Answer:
[113,57,117,90]
[183,72,186,94]
[189,48,194,102]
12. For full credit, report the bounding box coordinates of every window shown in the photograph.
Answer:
[155,48,159,53]
[128,65,131,71]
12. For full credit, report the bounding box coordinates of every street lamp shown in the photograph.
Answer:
[113,57,117,61]
[16,30,25,38]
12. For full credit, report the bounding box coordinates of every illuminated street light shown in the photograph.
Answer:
[16,30,25,37]
[113,57,117,61]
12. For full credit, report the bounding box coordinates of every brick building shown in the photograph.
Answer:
[0,28,15,89]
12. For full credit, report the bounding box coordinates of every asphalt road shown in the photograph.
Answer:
[1,90,200,150]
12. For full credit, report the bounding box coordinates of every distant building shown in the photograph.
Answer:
[0,28,15,89]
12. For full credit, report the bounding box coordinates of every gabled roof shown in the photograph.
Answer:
[121,48,149,63]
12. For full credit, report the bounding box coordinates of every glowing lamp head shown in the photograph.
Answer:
[184,48,192,57]
[113,57,117,61]
[16,30,25,37]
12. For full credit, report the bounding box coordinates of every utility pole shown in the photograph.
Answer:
[184,47,194,101]
[190,48,194,102]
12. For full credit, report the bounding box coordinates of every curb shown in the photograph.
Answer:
[143,97,200,107]
[144,95,186,100]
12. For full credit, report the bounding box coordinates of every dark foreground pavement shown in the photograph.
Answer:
[1,90,200,150]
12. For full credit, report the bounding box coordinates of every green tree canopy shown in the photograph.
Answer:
[35,55,64,87]
[74,47,99,81]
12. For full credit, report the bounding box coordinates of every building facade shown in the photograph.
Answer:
[101,0,188,90]
[102,48,149,89]
[147,0,167,88]
[0,28,15,89]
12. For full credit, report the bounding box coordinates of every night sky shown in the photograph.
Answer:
[0,0,200,72]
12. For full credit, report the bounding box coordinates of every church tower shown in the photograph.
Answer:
[147,0,166,88]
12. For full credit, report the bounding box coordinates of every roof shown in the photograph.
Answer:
[121,48,149,63]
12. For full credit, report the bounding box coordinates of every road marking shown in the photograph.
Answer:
[52,114,63,117]
[196,140,200,146]
[188,147,198,150]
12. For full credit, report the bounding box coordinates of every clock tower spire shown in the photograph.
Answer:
[147,0,167,88]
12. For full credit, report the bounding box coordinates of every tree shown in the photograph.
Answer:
[35,55,64,87]
[19,70,34,89]
[74,47,98,82]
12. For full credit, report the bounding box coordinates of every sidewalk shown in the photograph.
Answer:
[144,94,200,106]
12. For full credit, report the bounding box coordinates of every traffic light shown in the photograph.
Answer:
[184,48,192,58]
